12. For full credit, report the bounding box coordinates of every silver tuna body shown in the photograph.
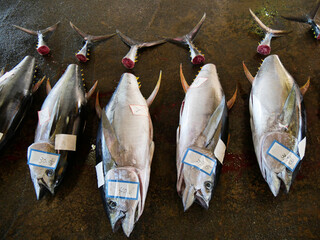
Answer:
[249,55,307,196]
[176,64,228,211]
[0,56,36,151]
[27,64,87,199]
[96,73,154,237]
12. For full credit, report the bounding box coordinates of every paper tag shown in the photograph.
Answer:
[95,162,104,188]
[55,134,77,151]
[129,105,148,117]
[38,108,50,126]
[28,149,60,169]
[107,180,139,200]
[267,140,300,172]
[214,139,226,164]
[182,148,216,175]
[191,77,208,88]
[0,132,3,141]
[298,137,306,159]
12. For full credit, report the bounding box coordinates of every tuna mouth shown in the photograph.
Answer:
[192,55,205,65]
[182,185,210,211]
[122,58,135,69]
[111,212,126,233]
[38,178,54,194]
[76,54,88,62]
[257,45,271,55]
[37,46,50,55]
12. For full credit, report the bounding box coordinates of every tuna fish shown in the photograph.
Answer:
[116,29,165,69]
[166,13,206,65]
[282,1,320,39]
[243,55,309,196]
[176,64,236,211]
[0,56,44,151]
[95,71,161,237]
[70,22,115,63]
[249,9,290,55]
[13,22,60,55]
[27,64,97,199]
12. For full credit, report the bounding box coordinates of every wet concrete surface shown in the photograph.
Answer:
[0,0,319,239]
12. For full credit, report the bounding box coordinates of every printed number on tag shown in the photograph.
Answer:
[107,180,139,200]
[190,77,208,88]
[95,162,104,188]
[28,149,60,169]
[55,134,77,151]
[182,148,216,175]
[129,105,148,117]
[38,108,50,126]
[0,132,3,141]
[267,140,300,172]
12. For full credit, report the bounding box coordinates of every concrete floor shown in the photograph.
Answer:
[0,0,319,239]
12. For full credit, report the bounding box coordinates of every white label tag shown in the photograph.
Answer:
[107,180,139,200]
[38,108,50,126]
[95,162,104,188]
[267,140,300,172]
[298,137,306,159]
[28,149,60,169]
[214,139,226,164]
[55,134,77,151]
[191,77,208,88]
[182,148,216,175]
[0,132,3,141]
[129,105,148,117]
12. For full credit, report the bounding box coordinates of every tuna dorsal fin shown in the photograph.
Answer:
[85,81,98,99]
[300,77,310,96]
[227,87,237,110]
[308,1,320,20]
[95,91,102,119]
[46,78,52,95]
[187,13,206,41]
[70,22,115,42]
[249,9,291,36]
[242,61,255,84]
[179,64,189,93]
[279,86,296,127]
[32,76,46,93]
[146,71,162,106]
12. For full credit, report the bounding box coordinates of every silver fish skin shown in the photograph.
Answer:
[96,73,159,237]
[0,56,36,151]
[249,55,307,196]
[27,64,87,200]
[176,64,228,211]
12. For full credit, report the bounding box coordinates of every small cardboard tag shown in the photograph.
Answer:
[129,105,148,117]
[55,134,77,151]
[28,149,60,169]
[38,108,50,126]
[107,180,139,200]
[95,162,104,188]
[0,132,3,141]
[298,137,306,159]
[267,140,300,172]
[214,139,226,164]
[191,77,208,88]
[182,148,216,176]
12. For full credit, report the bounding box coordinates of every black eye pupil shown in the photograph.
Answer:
[205,181,213,190]
[109,201,117,209]
[46,169,53,177]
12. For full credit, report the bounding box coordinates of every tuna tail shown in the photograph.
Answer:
[13,22,60,55]
[117,29,165,69]
[70,22,115,62]
[282,1,320,23]
[166,13,206,64]
[249,9,290,55]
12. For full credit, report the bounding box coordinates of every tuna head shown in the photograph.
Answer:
[104,168,142,237]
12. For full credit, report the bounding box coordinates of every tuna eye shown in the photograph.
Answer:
[108,201,117,210]
[204,181,213,191]
[46,169,54,177]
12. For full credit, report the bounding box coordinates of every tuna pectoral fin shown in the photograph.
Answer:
[182,185,196,211]
[85,81,98,99]
[227,87,237,110]
[300,77,310,96]
[242,61,254,83]
[32,76,46,93]
[146,71,162,106]
[179,64,189,93]
[186,13,206,41]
